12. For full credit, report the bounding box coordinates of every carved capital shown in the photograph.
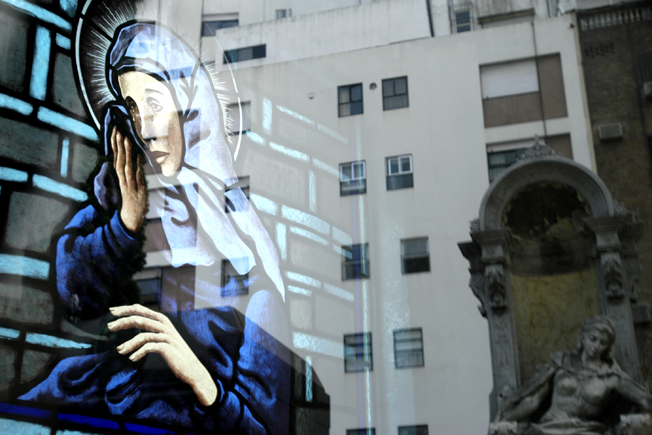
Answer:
[602,251,624,300]
[486,263,507,311]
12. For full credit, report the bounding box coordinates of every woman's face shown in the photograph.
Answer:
[581,329,611,360]
[118,71,183,177]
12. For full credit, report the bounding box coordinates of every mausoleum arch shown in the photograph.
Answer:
[478,154,615,232]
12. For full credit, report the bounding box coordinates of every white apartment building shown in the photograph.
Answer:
[135,0,618,433]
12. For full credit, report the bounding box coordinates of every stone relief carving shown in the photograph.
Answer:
[517,138,556,161]
[602,251,624,299]
[469,273,487,317]
[486,263,507,310]
[491,316,652,435]
[470,218,481,233]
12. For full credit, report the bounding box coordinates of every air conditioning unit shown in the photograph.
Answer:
[598,123,623,141]
[643,82,652,101]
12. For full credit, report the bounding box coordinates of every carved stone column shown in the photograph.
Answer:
[468,228,519,413]
[586,215,644,384]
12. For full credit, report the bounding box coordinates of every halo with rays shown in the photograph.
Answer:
[75,0,243,157]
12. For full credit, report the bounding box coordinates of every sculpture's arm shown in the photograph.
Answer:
[615,376,652,411]
[498,379,550,422]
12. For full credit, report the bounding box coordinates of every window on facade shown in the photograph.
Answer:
[401,237,430,274]
[135,268,161,311]
[487,148,527,181]
[338,83,363,117]
[223,45,266,63]
[275,9,291,19]
[480,55,567,128]
[344,332,373,372]
[481,59,539,99]
[394,328,424,368]
[340,161,366,196]
[455,9,472,32]
[225,176,250,213]
[398,425,429,435]
[221,259,249,297]
[227,101,251,134]
[201,18,239,36]
[382,76,409,110]
[347,429,375,435]
[386,154,413,190]
[342,243,369,280]
[450,2,473,33]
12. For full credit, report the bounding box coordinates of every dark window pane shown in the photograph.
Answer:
[203,20,239,36]
[487,148,527,181]
[253,44,266,59]
[223,49,237,63]
[383,77,409,110]
[404,256,430,273]
[239,47,253,61]
[386,173,414,190]
[382,80,394,97]
[350,101,363,115]
[395,77,408,94]
[223,45,265,64]
[401,156,411,172]
[341,164,352,181]
[456,10,470,24]
[353,162,364,178]
[390,158,399,174]
[350,84,362,102]
[402,238,429,273]
[341,179,366,195]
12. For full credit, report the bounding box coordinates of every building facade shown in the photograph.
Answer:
[0,0,648,434]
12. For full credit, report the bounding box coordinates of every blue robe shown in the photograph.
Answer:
[20,205,291,435]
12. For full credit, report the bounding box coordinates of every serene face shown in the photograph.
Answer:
[118,71,183,177]
[581,329,612,360]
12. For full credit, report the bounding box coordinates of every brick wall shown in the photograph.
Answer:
[578,2,652,382]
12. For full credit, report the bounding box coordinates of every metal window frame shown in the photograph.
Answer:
[401,237,430,274]
[342,243,370,280]
[387,154,413,176]
[381,76,409,110]
[486,147,527,181]
[223,44,266,64]
[449,1,473,34]
[340,161,366,182]
[338,83,364,117]
[201,19,239,36]
[393,328,425,369]
[340,161,367,196]
[344,332,373,372]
